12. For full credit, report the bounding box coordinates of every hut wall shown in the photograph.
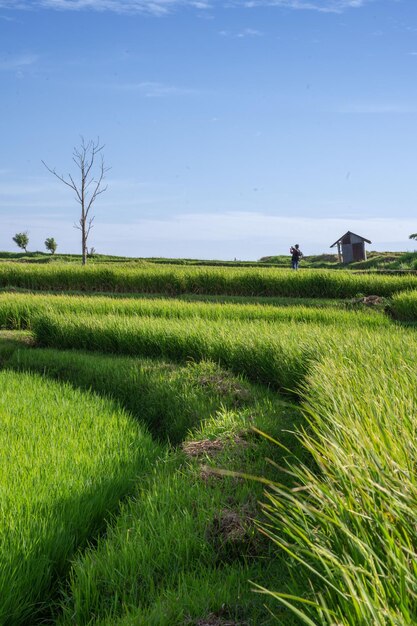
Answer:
[350,234,367,261]
[352,243,366,261]
[341,244,354,264]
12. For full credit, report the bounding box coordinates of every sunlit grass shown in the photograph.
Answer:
[0,369,159,625]
[30,310,408,392]
[6,347,261,444]
[0,262,416,297]
[2,260,417,625]
[259,329,417,624]
[391,289,417,321]
[0,291,389,330]
[57,393,302,625]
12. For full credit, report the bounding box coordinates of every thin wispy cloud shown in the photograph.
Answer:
[0,53,39,71]
[239,27,262,36]
[109,81,200,97]
[0,0,212,15]
[0,0,373,13]
[0,1,29,8]
[219,27,263,37]
[233,0,369,13]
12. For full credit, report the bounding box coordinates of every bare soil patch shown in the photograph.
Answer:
[193,616,248,626]
[198,373,251,404]
[350,295,385,306]
[206,503,261,560]
[182,435,249,460]
[209,508,249,544]
[0,330,35,346]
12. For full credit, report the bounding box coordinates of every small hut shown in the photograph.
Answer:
[330,231,371,264]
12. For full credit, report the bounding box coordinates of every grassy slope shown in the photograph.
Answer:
[2,264,417,625]
[0,367,160,625]
[18,308,415,625]
[0,336,303,625]
[260,329,417,624]
[29,310,400,395]
[1,263,417,297]
[390,289,417,321]
[5,346,272,444]
[57,387,302,625]
[0,291,388,331]
[1,249,416,269]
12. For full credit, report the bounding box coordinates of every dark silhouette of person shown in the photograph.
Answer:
[290,244,303,270]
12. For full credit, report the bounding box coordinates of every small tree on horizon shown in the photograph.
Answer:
[42,137,109,266]
[45,237,58,255]
[13,232,29,253]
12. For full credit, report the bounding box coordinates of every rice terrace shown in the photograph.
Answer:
[0,252,417,625]
[3,0,417,622]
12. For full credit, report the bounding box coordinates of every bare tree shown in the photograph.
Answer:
[42,137,110,265]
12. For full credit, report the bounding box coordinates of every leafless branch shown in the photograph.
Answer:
[42,136,109,265]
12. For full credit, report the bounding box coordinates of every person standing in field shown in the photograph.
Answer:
[290,244,303,270]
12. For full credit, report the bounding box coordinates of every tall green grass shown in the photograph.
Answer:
[390,289,417,321]
[0,336,305,624]
[57,394,302,625]
[0,287,349,307]
[0,291,389,330]
[30,311,405,392]
[2,274,415,625]
[30,312,341,391]
[0,262,416,297]
[259,329,417,624]
[0,370,159,625]
[7,347,258,444]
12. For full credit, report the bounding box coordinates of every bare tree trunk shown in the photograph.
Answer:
[82,228,87,266]
[81,163,87,265]
[42,137,109,265]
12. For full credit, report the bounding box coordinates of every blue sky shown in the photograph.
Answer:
[1,0,417,259]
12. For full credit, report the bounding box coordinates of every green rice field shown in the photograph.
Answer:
[1,261,417,625]
[1,262,417,297]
